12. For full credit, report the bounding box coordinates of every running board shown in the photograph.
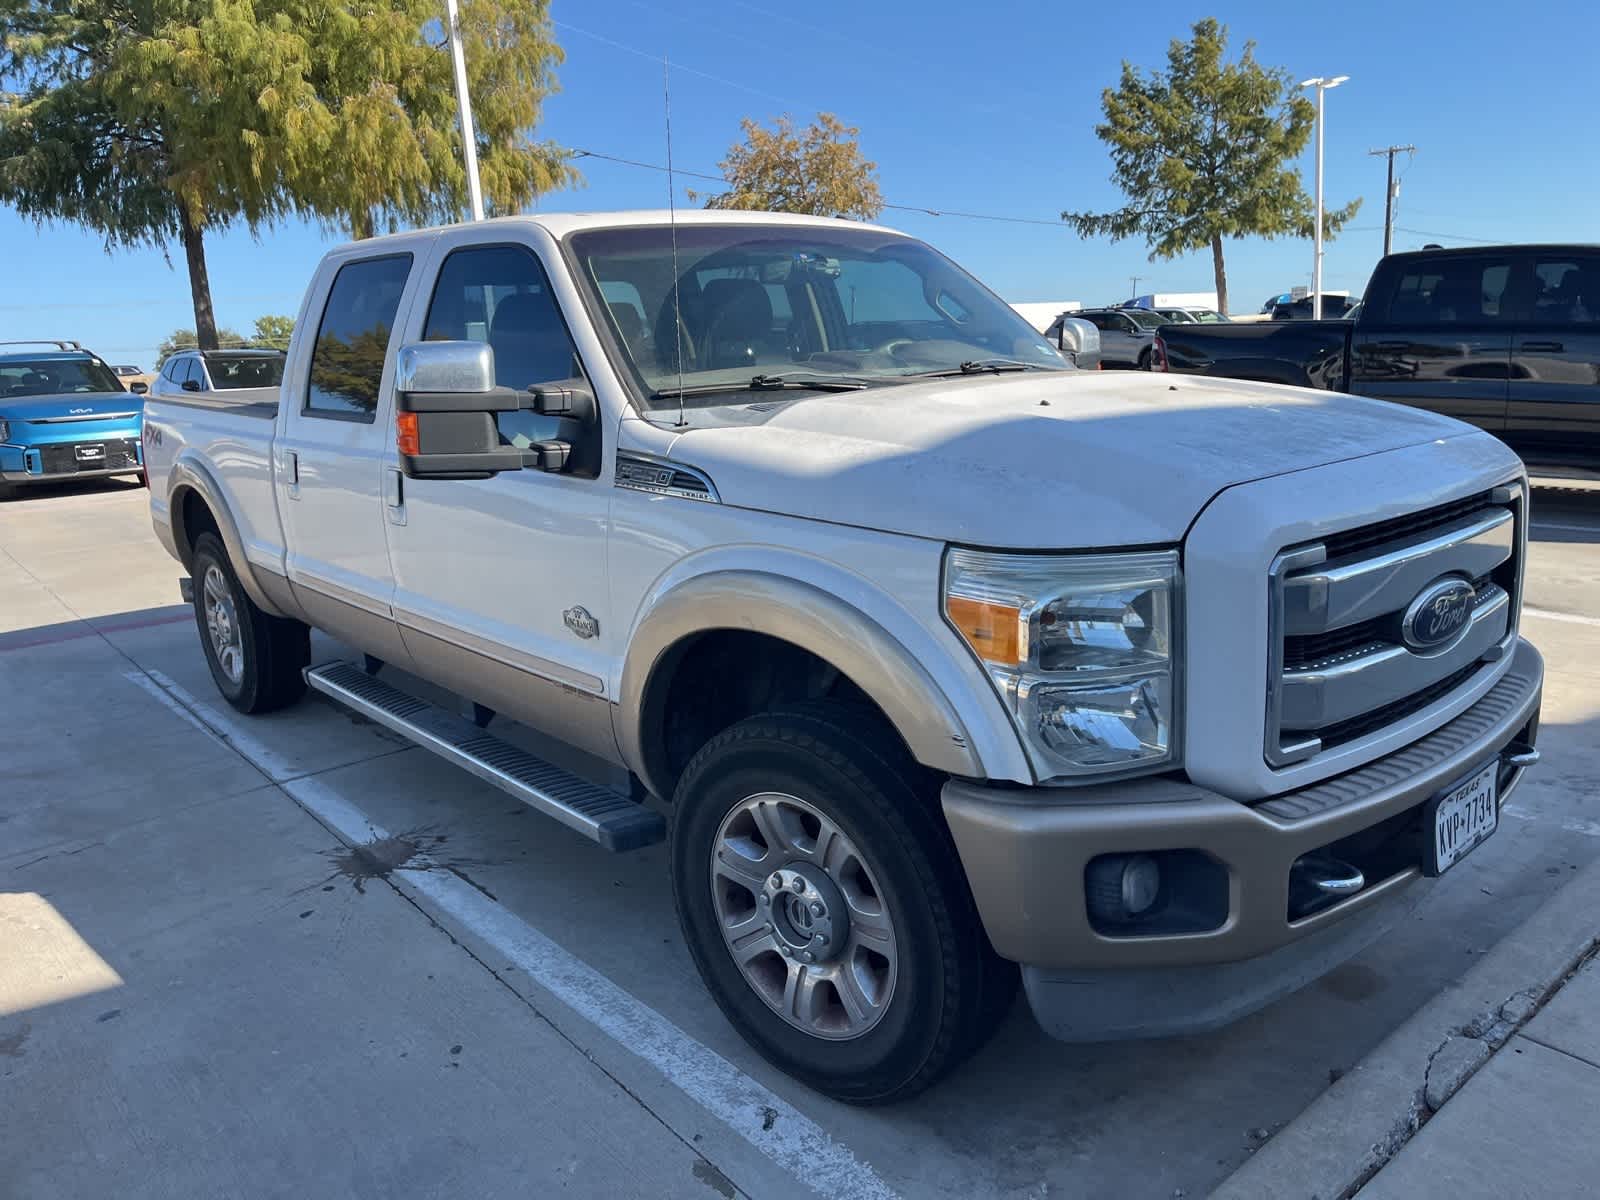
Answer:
[304,660,665,851]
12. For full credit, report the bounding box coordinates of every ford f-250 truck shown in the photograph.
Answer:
[1157,244,1600,475]
[144,211,1544,1103]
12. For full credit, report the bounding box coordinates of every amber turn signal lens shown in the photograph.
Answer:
[947,595,1021,665]
[396,411,420,456]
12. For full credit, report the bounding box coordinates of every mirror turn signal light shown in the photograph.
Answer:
[396,411,420,456]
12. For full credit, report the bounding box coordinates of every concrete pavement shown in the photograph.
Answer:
[3,476,1599,1199]
[1359,950,1600,1199]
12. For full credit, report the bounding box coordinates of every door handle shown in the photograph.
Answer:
[384,466,407,525]
[279,449,300,499]
[1521,341,1564,353]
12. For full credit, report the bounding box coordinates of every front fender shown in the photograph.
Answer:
[616,563,1029,799]
[167,453,290,618]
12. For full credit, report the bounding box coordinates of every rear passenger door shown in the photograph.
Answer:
[275,251,421,661]
[1349,254,1514,432]
[1503,252,1600,468]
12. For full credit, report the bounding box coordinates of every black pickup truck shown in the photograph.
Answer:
[1158,244,1600,473]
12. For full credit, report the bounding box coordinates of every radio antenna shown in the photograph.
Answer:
[664,55,687,428]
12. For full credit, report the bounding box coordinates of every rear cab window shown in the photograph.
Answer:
[1529,255,1600,325]
[1375,256,1513,325]
[305,254,414,421]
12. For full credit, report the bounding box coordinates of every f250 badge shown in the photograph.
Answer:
[563,606,600,639]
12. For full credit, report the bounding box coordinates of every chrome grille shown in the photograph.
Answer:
[1266,484,1523,767]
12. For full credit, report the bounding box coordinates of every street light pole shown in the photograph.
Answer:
[445,0,484,222]
[1300,76,1348,320]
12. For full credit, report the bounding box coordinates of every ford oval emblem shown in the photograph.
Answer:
[1401,577,1476,653]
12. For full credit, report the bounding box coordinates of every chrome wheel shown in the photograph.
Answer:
[202,564,244,685]
[711,792,898,1040]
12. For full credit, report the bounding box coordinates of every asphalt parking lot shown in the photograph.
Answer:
[3,478,1598,1200]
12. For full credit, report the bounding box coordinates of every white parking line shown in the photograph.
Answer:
[124,668,899,1200]
[1523,607,1600,628]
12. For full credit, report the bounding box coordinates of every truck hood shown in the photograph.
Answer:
[665,372,1478,548]
[0,392,142,421]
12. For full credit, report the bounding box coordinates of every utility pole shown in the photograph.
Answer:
[1130,275,1141,302]
[1368,145,1415,256]
[444,0,484,221]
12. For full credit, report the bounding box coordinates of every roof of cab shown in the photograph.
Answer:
[0,349,97,364]
[325,209,905,256]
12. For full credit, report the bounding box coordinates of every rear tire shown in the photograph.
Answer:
[1138,347,1153,371]
[190,531,309,713]
[670,704,1016,1104]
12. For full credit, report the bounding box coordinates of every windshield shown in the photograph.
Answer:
[204,352,285,389]
[1,357,123,396]
[567,224,1068,409]
[1124,310,1170,329]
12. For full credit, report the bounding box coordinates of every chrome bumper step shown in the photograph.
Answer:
[304,660,665,851]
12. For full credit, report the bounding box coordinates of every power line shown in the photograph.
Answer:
[1393,226,1504,245]
[567,148,1070,228]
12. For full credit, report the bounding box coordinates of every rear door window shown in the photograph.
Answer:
[305,254,413,421]
[1380,258,1513,325]
[1530,256,1600,324]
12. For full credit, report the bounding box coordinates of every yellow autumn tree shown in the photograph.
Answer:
[694,113,883,220]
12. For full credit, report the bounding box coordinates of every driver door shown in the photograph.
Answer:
[381,232,621,764]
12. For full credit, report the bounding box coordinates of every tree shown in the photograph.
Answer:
[158,329,248,361]
[253,315,296,350]
[0,1,574,351]
[1061,18,1360,315]
[692,113,883,220]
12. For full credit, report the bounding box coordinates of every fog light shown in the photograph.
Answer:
[1085,853,1162,924]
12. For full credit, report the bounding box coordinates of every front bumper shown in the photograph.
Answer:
[1,435,143,483]
[943,638,1543,1035]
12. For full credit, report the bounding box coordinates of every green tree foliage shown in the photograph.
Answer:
[252,315,296,350]
[692,114,883,220]
[1062,18,1360,315]
[158,328,248,361]
[0,1,574,349]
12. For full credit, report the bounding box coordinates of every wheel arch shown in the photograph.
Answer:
[168,455,290,618]
[617,569,1004,802]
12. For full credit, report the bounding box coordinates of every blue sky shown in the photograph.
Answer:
[4,0,1597,369]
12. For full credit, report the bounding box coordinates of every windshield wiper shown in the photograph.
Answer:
[904,359,1044,379]
[649,373,869,402]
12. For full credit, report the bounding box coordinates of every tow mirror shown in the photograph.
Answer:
[1057,317,1101,371]
[394,341,594,480]
[130,381,149,395]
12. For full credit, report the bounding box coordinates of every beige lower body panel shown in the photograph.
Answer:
[397,622,623,768]
[944,639,1544,971]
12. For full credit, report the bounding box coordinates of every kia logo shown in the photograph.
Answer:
[1401,577,1476,652]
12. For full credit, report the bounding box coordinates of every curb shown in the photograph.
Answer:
[1211,854,1600,1200]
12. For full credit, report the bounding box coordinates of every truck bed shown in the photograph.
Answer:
[1160,320,1354,390]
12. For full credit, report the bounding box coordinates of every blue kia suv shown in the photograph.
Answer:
[0,341,147,498]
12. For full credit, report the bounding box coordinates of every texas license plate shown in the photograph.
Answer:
[1425,761,1498,876]
[75,443,105,462]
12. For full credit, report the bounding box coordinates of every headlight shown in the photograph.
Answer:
[0,418,10,443]
[944,548,1180,779]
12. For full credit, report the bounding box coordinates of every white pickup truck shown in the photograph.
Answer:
[144,210,1544,1103]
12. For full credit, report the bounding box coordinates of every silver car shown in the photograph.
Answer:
[149,348,286,398]
[1052,308,1169,369]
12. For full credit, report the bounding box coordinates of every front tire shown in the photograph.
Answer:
[1138,347,1153,371]
[190,531,309,713]
[670,706,1015,1104]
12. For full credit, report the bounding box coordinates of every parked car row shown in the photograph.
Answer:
[0,340,287,499]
